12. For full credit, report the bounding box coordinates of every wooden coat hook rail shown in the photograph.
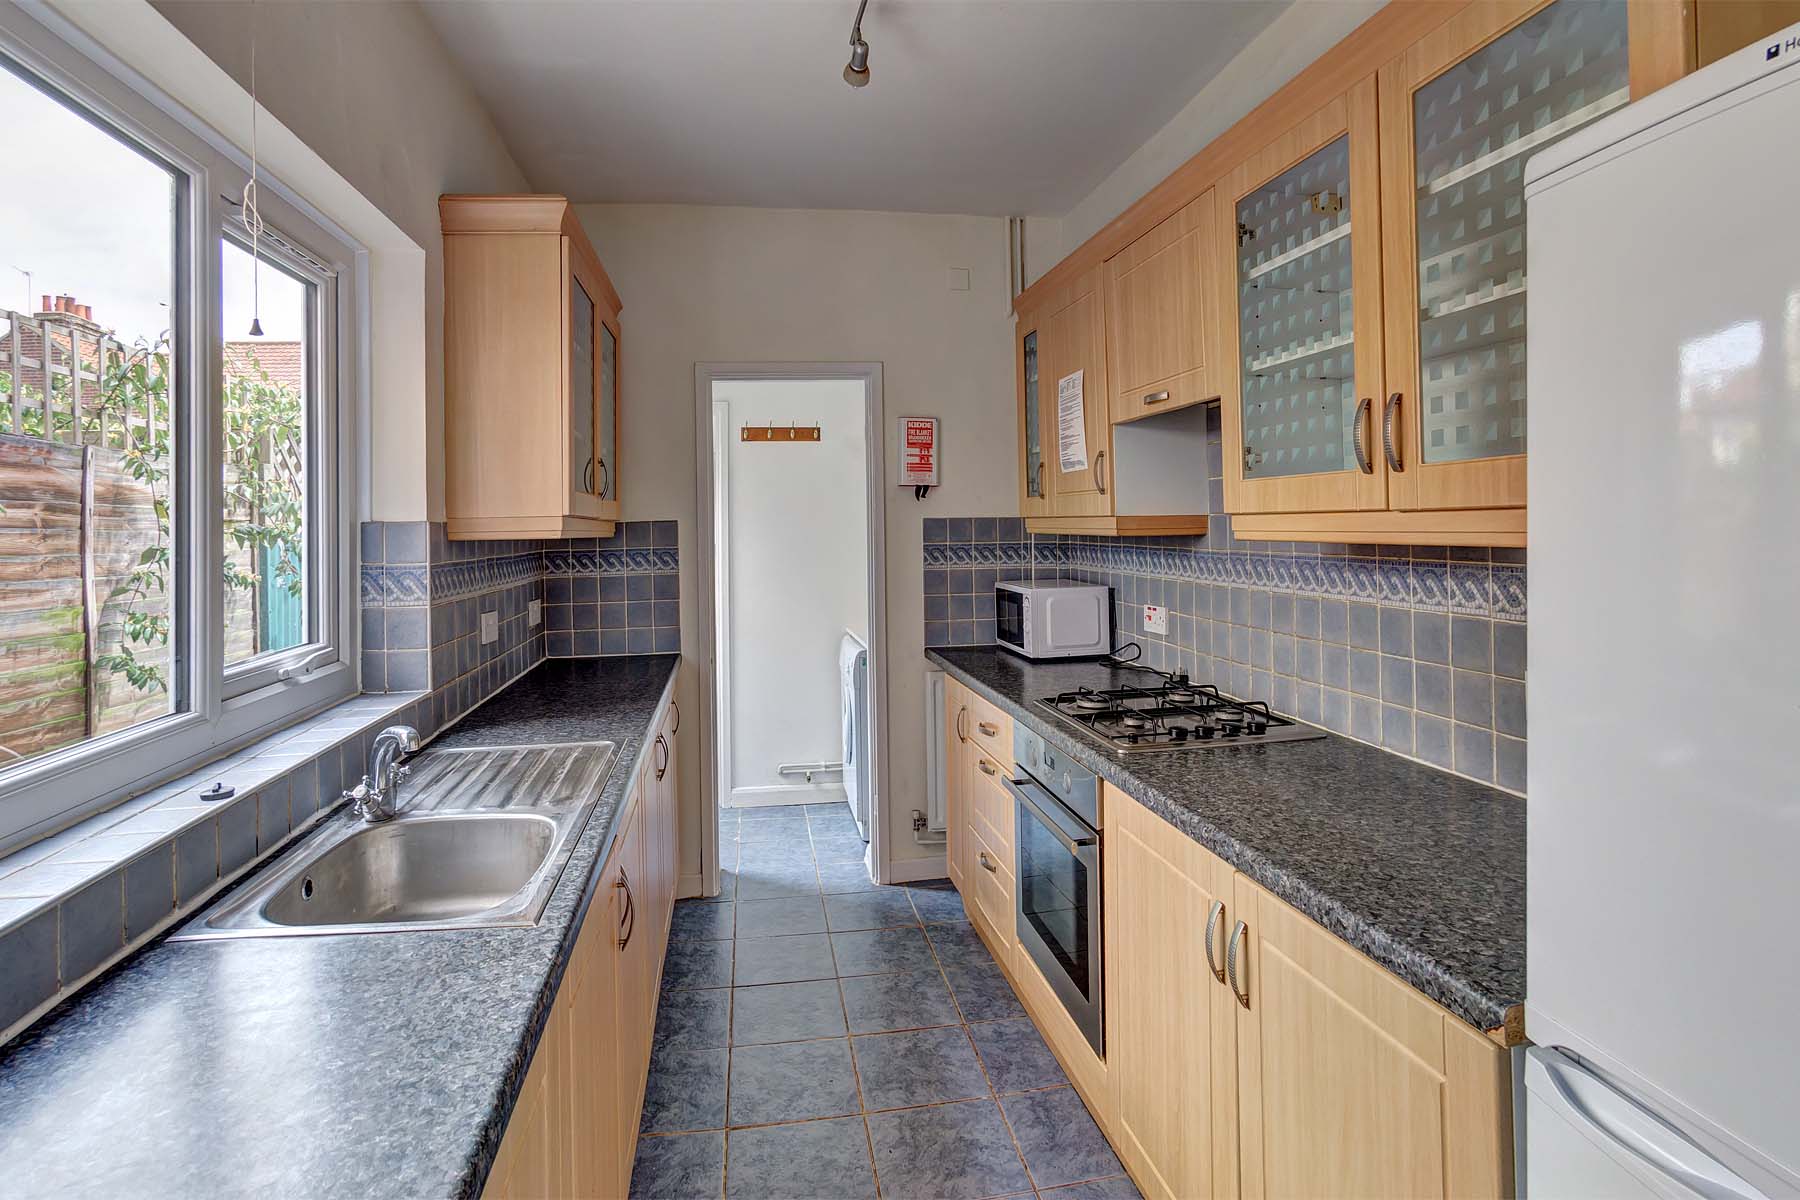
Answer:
[740,423,821,442]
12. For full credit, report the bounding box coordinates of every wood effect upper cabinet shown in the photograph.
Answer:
[1218,77,1391,520]
[441,194,622,541]
[1105,189,1224,425]
[1231,873,1512,1199]
[1104,783,1239,1200]
[1037,266,1113,518]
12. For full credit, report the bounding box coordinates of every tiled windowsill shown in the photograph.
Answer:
[0,689,427,1045]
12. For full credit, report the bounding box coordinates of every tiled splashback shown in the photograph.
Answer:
[359,519,681,703]
[923,407,1526,793]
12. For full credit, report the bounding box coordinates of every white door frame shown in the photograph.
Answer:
[693,362,890,896]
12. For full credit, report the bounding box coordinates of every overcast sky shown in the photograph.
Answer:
[0,60,306,347]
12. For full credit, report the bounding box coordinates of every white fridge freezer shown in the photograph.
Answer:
[1525,23,1800,1199]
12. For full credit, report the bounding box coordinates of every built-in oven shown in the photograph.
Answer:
[1005,725,1103,1057]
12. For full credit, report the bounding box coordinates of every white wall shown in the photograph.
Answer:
[151,0,532,521]
[577,203,1019,873]
[1057,0,1384,252]
[718,380,867,806]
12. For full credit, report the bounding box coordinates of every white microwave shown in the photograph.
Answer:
[995,581,1111,660]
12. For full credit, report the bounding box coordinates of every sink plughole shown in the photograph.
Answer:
[171,741,615,939]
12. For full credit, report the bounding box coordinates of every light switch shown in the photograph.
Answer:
[480,611,499,645]
[1143,604,1168,635]
[528,599,542,627]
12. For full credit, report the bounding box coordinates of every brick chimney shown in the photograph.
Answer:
[34,294,102,331]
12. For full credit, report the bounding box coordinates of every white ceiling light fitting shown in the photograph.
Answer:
[843,0,871,88]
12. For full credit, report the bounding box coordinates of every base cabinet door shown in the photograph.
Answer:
[1105,785,1239,1200]
[945,681,970,892]
[1232,875,1512,1199]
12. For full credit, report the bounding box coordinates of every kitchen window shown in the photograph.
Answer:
[0,9,361,850]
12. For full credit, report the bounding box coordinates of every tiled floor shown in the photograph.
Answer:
[630,802,1139,1200]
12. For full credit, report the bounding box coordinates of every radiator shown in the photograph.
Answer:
[924,670,948,833]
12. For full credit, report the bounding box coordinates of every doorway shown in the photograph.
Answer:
[693,364,887,898]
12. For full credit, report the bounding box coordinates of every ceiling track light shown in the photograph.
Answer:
[844,0,871,87]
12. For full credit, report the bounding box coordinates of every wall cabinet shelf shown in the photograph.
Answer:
[441,194,622,541]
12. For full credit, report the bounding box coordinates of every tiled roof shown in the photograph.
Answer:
[223,341,303,393]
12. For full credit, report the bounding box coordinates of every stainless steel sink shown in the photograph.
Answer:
[172,741,615,939]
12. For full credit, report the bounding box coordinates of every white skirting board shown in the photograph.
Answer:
[728,783,848,809]
[884,853,949,885]
[678,872,705,900]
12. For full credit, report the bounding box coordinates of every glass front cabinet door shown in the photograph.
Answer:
[568,266,598,515]
[1379,0,1630,512]
[597,316,620,520]
[1220,77,1389,515]
[1017,316,1051,519]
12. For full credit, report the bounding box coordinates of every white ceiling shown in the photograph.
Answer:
[420,0,1292,216]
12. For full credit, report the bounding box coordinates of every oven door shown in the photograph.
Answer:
[1007,773,1103,1056]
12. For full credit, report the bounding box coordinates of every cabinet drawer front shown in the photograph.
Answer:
[967,821,1015,958]
[1113,367,1218,425]
[967,693,1012,763]
[969,750,1014,859]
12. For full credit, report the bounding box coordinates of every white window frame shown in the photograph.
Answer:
[0,3,364,853]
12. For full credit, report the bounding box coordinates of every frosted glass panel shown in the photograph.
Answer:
[570,277,596,494]
[599,323,617,499]
[1236,135,1358,480]
[1413,0,1628,463]
[1023,330,1042,497]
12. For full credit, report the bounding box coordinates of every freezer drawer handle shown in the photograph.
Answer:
[1203,900,1227,984]
[1527,1049,1771,1200]
[1226,919,1250,1008]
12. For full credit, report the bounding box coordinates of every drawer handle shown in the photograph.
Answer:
[977,758,998,777]
[978,850,999,874]
[1204,900,1227,985]
[1226,919,1250,1009]
[1143,390,1171,405]
[977,721,998,738]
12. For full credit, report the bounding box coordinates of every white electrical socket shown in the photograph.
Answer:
[528,599,542,627]
[479,610,499,646]
[1143,604,1169,635]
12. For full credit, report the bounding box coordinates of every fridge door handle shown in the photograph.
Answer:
[1526,1049,1772,1200]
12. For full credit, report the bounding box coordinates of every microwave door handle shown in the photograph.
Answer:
[1003,777,1096,853]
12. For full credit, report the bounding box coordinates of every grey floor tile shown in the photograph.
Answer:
[817,862,878,894]
[865,1099,1031,1200]
[727,1038,860,1126]
[1000,1087,1123,1189]
[731,980,846,1045]
[852,1026,990,1111]
[736,861,821,902]
[663,938,734,991]
[653,987,732,1053]
[737,842,816,869]
[713,869,738,901]
[838,969,963,1035]
[906,882,968,923]
[630,1131,725,1199]
[1040,1176,1144,1199]
[641,1047,729,1133]
[924,921,993,967]
[941,962,1026,1023]
[823,890,920,932]
[967,1018,1066,1094]
[724,1117,875,1200]
[672,900,736,940]
[830,926,938,976]
[735,896,827,939]
[733,933,836,986]
[737,818,809,844]
[810,835,868,864]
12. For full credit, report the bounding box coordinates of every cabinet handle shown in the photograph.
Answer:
[1142,390,1171,406]
[1095,449,1107,494]
[654,733,669,781]
[597,457,611,500]
[956,706,970,743]
[1382,392,1404,473]
[582,457,595,494]
[977,721,998,738]
[1352,398,1373,474]
[1204,900,1227,985]
[977,758,998,777]
[615,868,636,950]
[978,850,999,874]
[670,700,681,733]
[1035,461,1046,499]
[1226,919,1250,1009]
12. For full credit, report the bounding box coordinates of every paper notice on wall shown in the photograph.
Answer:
[1057,369,1088,473]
